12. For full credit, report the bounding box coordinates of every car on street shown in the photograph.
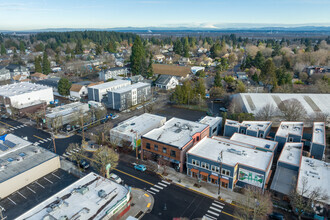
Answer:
[268,212,285,220]
[134,164,146,172]
[109,173,123,184]
[66,124,72,132]
[1,115,8,119]
[219,107,228,112]
[112,114,119,119]
[79,159,90,170]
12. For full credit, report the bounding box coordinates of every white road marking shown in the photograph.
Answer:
[149,187,160,192]
[158,182,167,187]
[207,210,220,217]
[204,214,217,220]
[17,191,26,199]
[147,190,156,195]
[44,177,53,184]
[153,185,163,190]
[211,203,224,209]
[161,180,170,185]
[27,186,36,193]
[7,197,16,205]
[35,181,45,189]
[47,138,52,141]
[209,206,222,213]
[39,140,44,143]
[9,128,14,131]
[213,200,225,206]
[52,173,61,179]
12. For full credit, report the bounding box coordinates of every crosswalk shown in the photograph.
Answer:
[35,137,52,145]
[203,200,225,220]
[63,146,81,158]
[9,124,27,131]
[147,180,170,195]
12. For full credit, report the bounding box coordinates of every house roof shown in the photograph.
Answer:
[70,84,85,92]
[87,81,104,87]
[155,75,176,85]
[31,72,47,78]
[152,64,190,77]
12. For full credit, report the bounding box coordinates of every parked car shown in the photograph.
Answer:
[112,114,119,120]
[219,107,228,112]
[1,115,8,119]
[134,164,146,172]
[79,159,90,170]
[109,173,122,184]
[66,124,72,132]
[268,212,284,220]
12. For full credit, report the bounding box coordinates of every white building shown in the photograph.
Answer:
[0,82,54,110]
[155,75,179,90]
[99,67,129,81]
[70,84,88,99]
[229,133,278,152]
[0,66,11,81]
[110,113,166,148]
[0,134,60,198]
[191,66,205,74]
[17,172,131,220]
[88,80,131,102]
[199,116,222,137]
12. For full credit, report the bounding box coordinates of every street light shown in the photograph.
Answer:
[217,150,223,195]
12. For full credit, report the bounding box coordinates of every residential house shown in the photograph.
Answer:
[70,84,88,99]
[155,75,179,90]
[36,77,61,92]
[11,74,30,83]
[223,120,272,139]
[152,64,190,80]
[310,122,326,160]
[275,122,304,153]
[30,72,47,81]
[0,66,11,81]
[178,57,191,65]
[236,72,248,80]
[153,54,166,63]
[6,64,29,78]
[191,66,205,75]
[99,67,129,81]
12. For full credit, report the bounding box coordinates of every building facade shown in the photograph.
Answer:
[274,122,303,153]
[88,80,131,102]
[199,116,222,137]
[310,122,326,160]
[223,120,272,138]
[99,67,129,81]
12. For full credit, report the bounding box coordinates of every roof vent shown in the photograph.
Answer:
[98,189,107,198]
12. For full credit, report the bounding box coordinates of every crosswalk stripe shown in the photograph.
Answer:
[158,182,167,187]
[150,187,160,192]
[9,128,13,131]
[209,206,222,213]
[39,140,44,143]
[211,203,224,209]
[204,214,217,220]
[161,180,170,185]
[147,190,156,194]
[207,210,220,217]
[153,185,163,190]
[213,200,225,206]
[47,138,52,141]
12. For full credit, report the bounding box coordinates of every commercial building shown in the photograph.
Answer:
[108,82,151,111]
[0,82,54,114]
[88,80,131,102]
[45,102,90,129]
[223,120,272,138]
[229,133,278,152]
[297,157,330,205]
[17,172,132,220]
[310,122,326,160]
[0,134,60,198]
[186,137,274,190]
[199,116,222,137]
[99,67,129,81]
[142,118,209,172]
[271,143,303,196]
[275,122,304,152]
[110,113,166,148]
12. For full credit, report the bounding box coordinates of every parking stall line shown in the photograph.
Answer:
[35,181,45,189]
[44,177,53,184]
[52,173,61,179]
[27,186,36,194]
[7,197,16,205]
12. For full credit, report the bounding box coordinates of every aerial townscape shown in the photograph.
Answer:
[0,1,329,220]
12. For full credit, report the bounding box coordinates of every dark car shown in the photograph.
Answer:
[268,212,284,220]
[79,159,90,170]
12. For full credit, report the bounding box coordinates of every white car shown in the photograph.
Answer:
[109,173,122,184]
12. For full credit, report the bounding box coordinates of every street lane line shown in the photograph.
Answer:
[0,121,13,128]
[33,135,45,141]
[213,200,225,206]
[207,210,220,217]
[158,182,167,187]
[7,197,16,205]
[112,168,154,186]
[149,187,160,192]
[204,214,217,220]
[27,186,36,194]
[209,206,222,213]
[153,185,163,190]
[147,190,155,195]
[161,180,170,185]
[211,203,224,209]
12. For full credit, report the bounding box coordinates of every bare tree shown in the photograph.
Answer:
[157,157,172,175]
[51,115,63,134]
[290,177,329,220]
[278,99,307,121]
[91,146,119,178]
[65,143,85,167]
[234,186,273,220]
[228,96,243,114]
[255,103,278,121]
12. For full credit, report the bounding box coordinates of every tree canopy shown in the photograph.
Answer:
[58,78,72,96]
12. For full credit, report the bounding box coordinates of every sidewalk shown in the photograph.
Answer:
[121,188,154,220]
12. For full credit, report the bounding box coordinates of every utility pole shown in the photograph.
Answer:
[218,150,223,195]
[52,134,57,154]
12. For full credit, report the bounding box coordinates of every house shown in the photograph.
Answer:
[229,133,278,153]
[87,81,104,87]
[110,113,166,148]
[70,84,88,99]
[30,72,47,81]
[178,57,191,65]
[88,80,131,103]
[152,64,190,80]
[6,64,29,77]
[108,82,151,111]
[236,72,248,80]
[99,67,129,81]
[275,122,304,153]
[310,122,326,160]
[142,118,209,172]
[36,77,61,92]
[129,75,145,83]
[11,74,30,83]
[223,120,272,139]
[191,66,205,75]
[0,66,11,81]
[198,116,222,137]
[186,136,274,190]
[153,54,166,63]
[155,75,179,90]
[271,143,303,197]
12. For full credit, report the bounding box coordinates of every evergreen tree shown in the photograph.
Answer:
[58,78,72,96]
[107,41,116,53]
[75,39,83,54]
[210,40,222,58]
[19,41,25,54]
[173,39,183,55]
[261,58,277,86]
[34,56,42,73]
[42,52,51,75]
[195,78,206,97]
[183,37,190,57]
[35,43,44,52]
[0,44,5,55]
[147,52,153,78]
[65,45,71,54]
[214,71,222,87]
[96,44,102,55]
[130,36,147,75]
[254,51,265,69]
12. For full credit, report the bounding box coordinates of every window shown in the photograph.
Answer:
[221,168,231,176]
[197,136,200,141]
[288,137,293,142]
[205,163,209,170]
[259,133,263,138]
[201,162,206,168]
[212,127,217,134]
[211,165,220,172]
[146,143,150,149]
[192,159,200,166]
[240,129,245,134]
[226,170,230,176]
[162,147,167,153]
[154,145,158,151]
[19,152,26,157]
[7,157,14,162]
[170,150,176,157]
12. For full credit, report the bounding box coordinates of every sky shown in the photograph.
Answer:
[0,0,329,30]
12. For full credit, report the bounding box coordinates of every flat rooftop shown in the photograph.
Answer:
[111,113,166,136]
[0,82,51,98]
[238,93,330,115]
[230,133,277,152]
[0,134,31,157]
[18,172,130,220]
[88,79,130,90]
[46,102,89,119]
[188,137,273,171]
[111,82,150,94]
[0,142,58,183]
[0,169,78,220]
[199,116,222,127]
[298,157,330,205]
[225,119,271,131]
[276,122,304,137]
[143,117,208,149]
[278,143,303,167]
[312,122,325,145]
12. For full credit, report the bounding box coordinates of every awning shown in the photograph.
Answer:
[190,168,198,173]
[210,175,218,180]
[220,178,229,184]
[200,172,209,176]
